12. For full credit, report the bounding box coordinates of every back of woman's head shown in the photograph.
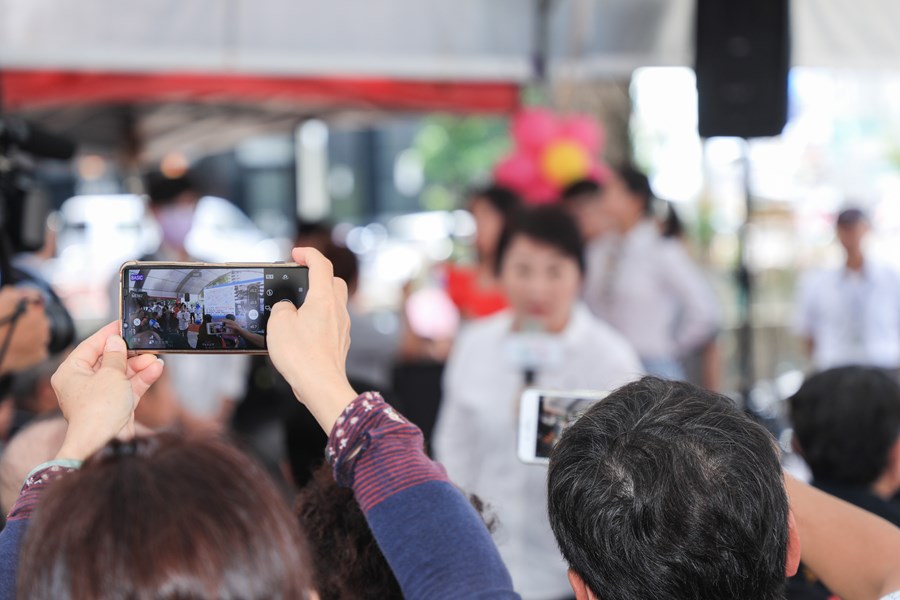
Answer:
[295,463,497,600]
[615,164,654,214]
[295,464,403,600]
[469,185,522,219]
[19,433,312,600]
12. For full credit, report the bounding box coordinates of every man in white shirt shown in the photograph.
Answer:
[794,208,900,371]
[580,166,720,380]
[177,307,190,341]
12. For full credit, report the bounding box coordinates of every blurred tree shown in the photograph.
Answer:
[412,115,511,211]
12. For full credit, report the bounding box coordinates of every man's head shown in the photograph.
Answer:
[144,170,200,252]
[789,366,900,497]
[561,179,607,242]
[835,208,869,257]
[548,377,798,600]
[323,244,360,298]
[294,220,333,253]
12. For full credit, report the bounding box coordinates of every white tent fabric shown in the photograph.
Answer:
[0,0,689,80]
[1,0,898,81]
[792,0,900,69]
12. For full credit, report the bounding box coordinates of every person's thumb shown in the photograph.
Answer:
[269,299,297,327]
[100,335,128,374]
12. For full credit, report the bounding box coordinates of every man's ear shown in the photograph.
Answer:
[568,569,597,600]
[785,508,802,577]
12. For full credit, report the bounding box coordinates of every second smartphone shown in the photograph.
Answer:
[517,388,610,464]
[120,261,309,354]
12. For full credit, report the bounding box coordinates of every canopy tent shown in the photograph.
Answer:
[1,0,899,155]
[0,0,691,155]
[131,267,260,297]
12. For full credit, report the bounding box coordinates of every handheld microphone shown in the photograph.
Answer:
[504,319,564,386]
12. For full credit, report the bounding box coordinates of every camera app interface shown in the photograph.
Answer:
[122,266,308,351]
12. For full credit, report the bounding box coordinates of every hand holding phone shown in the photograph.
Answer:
[266,247,358,435]
[120,262,308,354]
[518,389,609,464]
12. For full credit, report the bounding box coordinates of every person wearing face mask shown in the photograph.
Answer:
[582,165,720,382]
[144,171,199,261]
[433,206,642,600]
[115,171,249,431]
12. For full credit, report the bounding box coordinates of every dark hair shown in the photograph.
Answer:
[615,164,653,215]
[324,244,360,290]
[295,464,403,600]
[560,179,601,202]
[295,463,498,600]
[144,171,195,206]
[836,207,867,227]
[295,220,333,241]
[284,405,329,490]
[494,206,585,275]
[19,434,312,599]
[470,185,522,219]
[789,366,900,486]
[660,201,684,239]
[548,377,789,600]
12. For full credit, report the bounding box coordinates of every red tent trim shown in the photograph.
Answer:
[1,69,521,114]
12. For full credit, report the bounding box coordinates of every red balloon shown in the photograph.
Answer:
[494,152,537,191]
[559,115,603,153]
[527,180,561,205]
[512,109,558,155]
[589,162,612,184]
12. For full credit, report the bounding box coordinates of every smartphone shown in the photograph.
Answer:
[206,322,227,335]
[517,388,609,464]
[119,261,308,354]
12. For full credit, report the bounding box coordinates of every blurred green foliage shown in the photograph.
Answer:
[412,115,511,210]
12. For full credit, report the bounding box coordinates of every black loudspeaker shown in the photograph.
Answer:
[695,0,790,138]
[184,293,189,301]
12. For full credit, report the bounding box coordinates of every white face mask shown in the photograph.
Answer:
[156,204,195,249]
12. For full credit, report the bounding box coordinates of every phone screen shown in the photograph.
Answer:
[121,264,308,352]
[535,394,605,459]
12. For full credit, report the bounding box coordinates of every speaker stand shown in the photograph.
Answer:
[736,139,755,405]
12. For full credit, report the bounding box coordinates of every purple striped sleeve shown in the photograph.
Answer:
[1,463,78,600]
[7,464,77,522]
[327,392,449,512]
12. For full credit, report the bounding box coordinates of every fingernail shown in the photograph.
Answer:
[156,357,165,366]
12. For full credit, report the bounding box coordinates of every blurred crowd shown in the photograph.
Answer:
[1,161,900,600]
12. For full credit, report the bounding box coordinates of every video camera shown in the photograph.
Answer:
[0,115,77,356]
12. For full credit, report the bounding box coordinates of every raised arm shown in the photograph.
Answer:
[0,322,164,600]
[786,474,900,600]
[267,247,519,600]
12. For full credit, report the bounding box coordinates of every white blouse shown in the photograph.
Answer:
[583,220,720,361]
[434,305,643,600]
